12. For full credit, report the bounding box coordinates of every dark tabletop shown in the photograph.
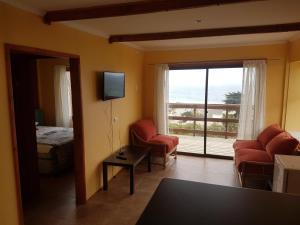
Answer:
[136,178,300,225]
[103,146,149,166]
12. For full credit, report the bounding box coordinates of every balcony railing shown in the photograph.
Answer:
[168,103,240,139]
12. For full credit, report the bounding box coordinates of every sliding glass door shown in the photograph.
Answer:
[168,69,207,155]
[206,68,243,157]
[168,65,243,158]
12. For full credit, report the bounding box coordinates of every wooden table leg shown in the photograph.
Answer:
[148,152,151,172]
[103,162,108,191]
[130,166,135,194]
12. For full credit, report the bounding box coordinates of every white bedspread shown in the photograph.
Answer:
[36,126,73,146]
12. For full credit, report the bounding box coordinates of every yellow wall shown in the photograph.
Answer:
[0,3,143,225]
[282,39,300,131]
[143,44,289,126]
[37,58,69,126]
[288,39,300,62]
[284,61,300,131]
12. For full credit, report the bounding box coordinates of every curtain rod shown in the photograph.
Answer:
[147,58,282,66]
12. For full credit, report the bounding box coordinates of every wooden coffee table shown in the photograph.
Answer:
[102,146,151,194]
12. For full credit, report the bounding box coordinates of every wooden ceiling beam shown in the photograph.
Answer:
[44,0,261,24]
[108,22,300,43]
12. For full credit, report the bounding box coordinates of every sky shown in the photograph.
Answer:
[169,68,243,88]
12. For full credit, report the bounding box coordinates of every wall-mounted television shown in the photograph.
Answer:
[99,71,125,101]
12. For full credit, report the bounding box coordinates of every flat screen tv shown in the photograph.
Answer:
[100,71,125,101]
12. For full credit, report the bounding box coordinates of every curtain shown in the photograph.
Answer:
[238,60,266,139]
[154,64,169,134]
[54,65,73,127]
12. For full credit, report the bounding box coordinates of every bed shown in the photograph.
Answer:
[36,126,74,174]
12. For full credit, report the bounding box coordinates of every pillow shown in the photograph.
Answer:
[257,124,283,147]
[265,132,299,160]
[131,120,157,141]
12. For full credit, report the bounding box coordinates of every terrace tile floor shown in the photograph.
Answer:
[175,135,235,157]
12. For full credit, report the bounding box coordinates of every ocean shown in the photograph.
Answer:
[169,85,241,104]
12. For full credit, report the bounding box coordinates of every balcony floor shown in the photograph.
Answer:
[175,135,235,157]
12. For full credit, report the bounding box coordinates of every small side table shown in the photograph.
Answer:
[102,146,151,194]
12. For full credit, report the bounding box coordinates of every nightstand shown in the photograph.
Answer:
[272,154,300,195]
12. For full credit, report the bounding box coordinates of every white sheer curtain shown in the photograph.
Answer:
[54,65,73,127]
[154,64,169,134]
[238,60,266,140]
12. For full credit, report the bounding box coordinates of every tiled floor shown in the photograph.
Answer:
[23,156,240,225]
[177,135,235,157]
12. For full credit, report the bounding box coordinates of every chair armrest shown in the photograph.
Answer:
[131,130,167,150]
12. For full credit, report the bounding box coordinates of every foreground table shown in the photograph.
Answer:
[103,146,150,194]
[136,178,300,225]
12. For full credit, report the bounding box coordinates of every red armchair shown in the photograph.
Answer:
[233,124,299,187]
[130,119,178,168]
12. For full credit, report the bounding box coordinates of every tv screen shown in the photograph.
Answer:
[102,71,125,101]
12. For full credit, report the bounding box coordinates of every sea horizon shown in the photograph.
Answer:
[169,85,241,104]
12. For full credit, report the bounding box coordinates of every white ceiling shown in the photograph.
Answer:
[3,0,300,50]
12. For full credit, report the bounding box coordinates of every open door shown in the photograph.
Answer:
[11,54,40,201]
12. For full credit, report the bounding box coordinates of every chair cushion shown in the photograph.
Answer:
[257,124,283,148]
[131,120,157,141]
[233,140,264,151]
[235,148,273,174]
[149,135,178,152]
[266,132,299,160]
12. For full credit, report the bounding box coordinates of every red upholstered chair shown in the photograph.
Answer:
[130,119,178,168]
[233,124,299,187]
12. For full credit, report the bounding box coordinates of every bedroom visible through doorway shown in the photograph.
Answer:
[5,44,86,225]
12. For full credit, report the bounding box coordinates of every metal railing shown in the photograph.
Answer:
[168,103,240,138]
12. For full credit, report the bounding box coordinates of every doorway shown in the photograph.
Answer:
[5,44,86,225]
[168,62,243,159]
